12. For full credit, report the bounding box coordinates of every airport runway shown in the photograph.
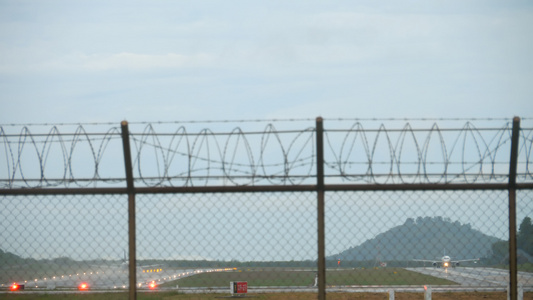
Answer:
[3,266,232,290]
[5,266,532,294]
[407,267,533,287]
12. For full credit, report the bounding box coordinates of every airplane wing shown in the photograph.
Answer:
[412,258,442,267]
[139,263,164,268]
[412,259,438,263]
[452,258,479,263]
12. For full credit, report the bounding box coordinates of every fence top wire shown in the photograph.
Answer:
[2,116,532,127]
[1,118,532,189]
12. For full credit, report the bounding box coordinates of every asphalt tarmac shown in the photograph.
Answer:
[5,266,228,290]
[407,267,533,287]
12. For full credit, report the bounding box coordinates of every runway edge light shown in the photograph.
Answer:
[149,281,157,289]
[78,282,89,291]
[11,283,24,291]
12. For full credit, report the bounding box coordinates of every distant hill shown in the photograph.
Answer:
[328,216,500,262]
[0,248,27,266]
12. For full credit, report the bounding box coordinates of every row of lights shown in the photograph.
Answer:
[2,271,107,289]
[7,267,236,291]
[142,268,163,273]
[136,268,235,289]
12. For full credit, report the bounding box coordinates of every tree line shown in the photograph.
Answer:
[490,216,533,264]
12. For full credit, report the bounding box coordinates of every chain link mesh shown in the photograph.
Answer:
[325,190,516,287]
[1,118,532,298]
[2,190,532,292]
[136,192,317,289]
[1,194,128,289]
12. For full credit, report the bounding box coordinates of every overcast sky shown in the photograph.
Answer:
[1,1,532,124]
[2,1,533,262]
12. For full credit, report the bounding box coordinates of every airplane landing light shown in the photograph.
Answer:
[78,282,89,291]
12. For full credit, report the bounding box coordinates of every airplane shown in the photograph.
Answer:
[413,254,479,268]
[121,250,128,268]
[87,250,162,275]
[118,250,164,273]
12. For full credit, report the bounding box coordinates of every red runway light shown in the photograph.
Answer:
[78,282,89,291]
[10,283,19,291]
[149,281,157,289]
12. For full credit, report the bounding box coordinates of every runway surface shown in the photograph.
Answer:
[407,267,533,287]
[3,266,232,290]
[5,266,533,293]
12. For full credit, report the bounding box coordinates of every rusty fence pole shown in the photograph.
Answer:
[508,116,520,300]
[316,117,326,300]
[121,121,137,300]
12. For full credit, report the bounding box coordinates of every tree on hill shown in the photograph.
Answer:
[518,217,533,256]
[0,248,26,266]
[489,216,533,264]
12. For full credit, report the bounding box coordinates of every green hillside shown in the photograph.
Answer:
[329,216,500,262]
[0,248,27,265]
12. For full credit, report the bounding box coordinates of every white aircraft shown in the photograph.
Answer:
[413,254,479,268]
[119,250,163,273]
[100,250,163,273]
[121,250,128,268]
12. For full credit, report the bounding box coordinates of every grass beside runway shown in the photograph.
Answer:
[493,262,533,273]
[3,267,531,299]
[159,267,456,287]
[0,291,519,300]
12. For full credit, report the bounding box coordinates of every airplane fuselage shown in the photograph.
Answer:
[441,255,451,268]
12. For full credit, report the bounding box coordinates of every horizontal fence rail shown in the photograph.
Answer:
[1,117,532,300]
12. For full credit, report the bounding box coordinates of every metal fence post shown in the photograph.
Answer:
[508,116,520,300]
[121,121,137,300]
[316,117,326,300]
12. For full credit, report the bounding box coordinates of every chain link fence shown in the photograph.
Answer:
[326,190,511,281]
[1,118,532,299]
[0,194,128,288]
